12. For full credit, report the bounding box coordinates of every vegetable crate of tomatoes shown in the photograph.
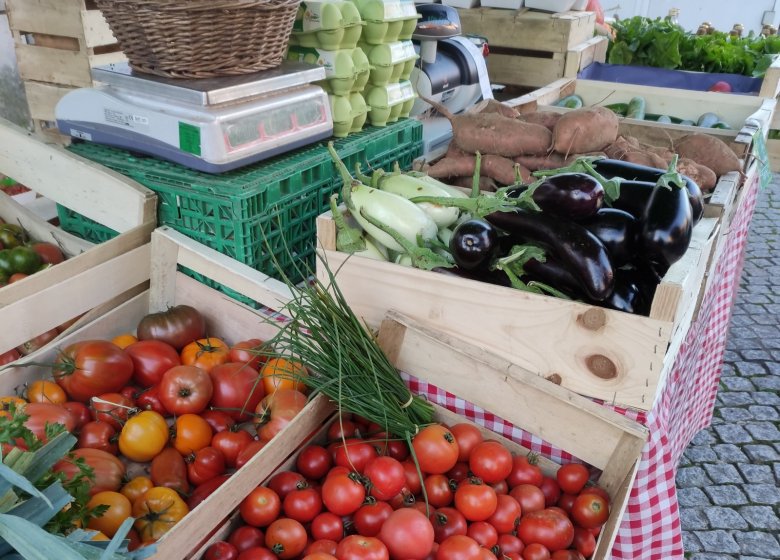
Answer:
[315,202,719,413]
[0,226,336,559]
[0,117,156,361]
[193,311,648,560]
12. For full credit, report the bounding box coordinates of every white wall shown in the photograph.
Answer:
[603,0,780,34]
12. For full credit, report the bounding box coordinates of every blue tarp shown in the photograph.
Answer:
[578,62,763,95]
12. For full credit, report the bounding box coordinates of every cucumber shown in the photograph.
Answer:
[679,119,696,126]
[696,112,720,127]
[626,96,646,120]
[604,103,629,116]
[711,121,733,129]
[656,115,673,124]
[555,94,584,109]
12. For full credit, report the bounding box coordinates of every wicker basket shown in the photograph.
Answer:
[96,0,302,79]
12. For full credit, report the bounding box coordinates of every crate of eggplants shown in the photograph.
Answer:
[446,155,698,317]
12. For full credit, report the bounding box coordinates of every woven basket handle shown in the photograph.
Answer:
[162,0,300,11]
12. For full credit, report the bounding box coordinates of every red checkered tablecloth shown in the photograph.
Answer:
[401,175,760,560]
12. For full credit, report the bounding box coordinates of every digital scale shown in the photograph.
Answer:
[56,61,333,173]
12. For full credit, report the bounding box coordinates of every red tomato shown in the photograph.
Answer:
[150,447,190,494]
[241,486,281,528]
[492,479,509,495]
[126,340,182,387]
[708,80,732,93]
[210,362,265,421]
[53,448,124,495]
[119,385,139,405]
[235,440,267,469]
[436,535,481,560]
[480,548,497,560]
[550,551,585,560]
[78,421,118,455]
[296,445,332,480]
[53,340,133,402]
[540,476,561,507]
[353,501,393,537]
[201,409,237,434]
[327,418,357,440]
[454,479,497,521]
[331,438,378,474]
[449,423,483,463]
[379,508,435,560]
[372,432,410,462]
[204,541,239,560]
[16,329,58,356]
[365,456,406,501]
[507,456,543,488]
[212,428,254,468]
[522,543,551,560]
[187,474,230,510]
[305,540,338,556]
[572,527,596,558]
[264,518,307,559]
[283,483,322,523]
[267,471,306,501]
[412,425,459,475]
[556,464,589,495]
[23,402,76,441]
[467,521,498,548]
[90,392,133,430]
[321,471,366,516]
[446,462,470,483]
[188,446,226,486]
[401,460,423,495]
[158,365,213,414]
[0,348,20,365]
[136,305,206,350]
[570,493,609,529]
[578,485,610,505]
[311,511,344,541]
[229,526,265,553]
[336,535,389,560]
[62,401,92,431]
[469,441,513,484]
[303,554,337,560]
[30,242,65,265]
[237,548,277,560]
[497,533,524,556]
[423,474,454,508]
[557,494,577,515]
[134,384,168,416]
[229,339,268,371]
[517,509,574,552]
[487,494,522,534]
[510,484,546,515]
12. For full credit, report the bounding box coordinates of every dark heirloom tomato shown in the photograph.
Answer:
[78,421,119,455]
[136,305,206,350]
[151,447,190,494]
[125,340,182,387]
[30,242,65,265]
[0,348,20,366]
[53,340,134,402]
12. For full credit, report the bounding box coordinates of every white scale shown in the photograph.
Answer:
[56,61,333,173]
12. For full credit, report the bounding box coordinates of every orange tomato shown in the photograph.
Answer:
[173,413,213,455]
[90,531,109,541]
[181,338,229,373]
[119,411,169,462]
[121,476,154,504]
[260,358,308,395]
[112,333,138,350]
[133,487,189,543]
[86,491,132,537]
[0,396,26,418]
[27,380,67,405]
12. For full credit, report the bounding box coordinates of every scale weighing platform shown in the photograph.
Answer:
[56,61,333,173]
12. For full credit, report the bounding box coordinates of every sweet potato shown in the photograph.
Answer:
[622,151,668,169]
[424,97,552,157]
[552,106,619,155]
[514,153,568,171]
[674,134,741,176]
[428,154,525,185]
[678,158,717,192]
[468,99,519,119]
[452,176,499,192]
[520,111,562,132]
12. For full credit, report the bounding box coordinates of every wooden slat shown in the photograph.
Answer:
[80,9,116,48]
[0,117,156,233]
[6,0,88,39]
[759,54,780,99]
[768,138,780,172]
[506,78,576,113]
[14,42,92,86]
[458,8,595,52]
[704,171,741,221]
[487,51,567,88]
[23,81,74,122]
[564,36,608,78]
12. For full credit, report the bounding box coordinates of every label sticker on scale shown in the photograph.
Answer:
[178,122,202,156]
[104,108,149,128]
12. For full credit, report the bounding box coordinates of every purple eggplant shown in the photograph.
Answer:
[580,208,638,268]
[486,209,614,301]
[609,180,655,220]
[510,172,604,220]
[524,256,584,299]
[449,219,499,271]
[600,268,650,315]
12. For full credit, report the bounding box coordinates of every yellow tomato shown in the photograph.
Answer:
[90,531,109,541]
[261,357,308,395]
[27,380,67,405]
[180,337,229,373]
[0,396,26,418]
[133,487,189,543]
[86,491,132,537]
[119,411,169,462]
[121,476,154,504]
[112,333,138,349]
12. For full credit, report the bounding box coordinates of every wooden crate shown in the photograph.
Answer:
[0,226,338,559]
[191,311,648,560]
[6,0,125,142]
[0,117,155,356]
[316,203,718,412]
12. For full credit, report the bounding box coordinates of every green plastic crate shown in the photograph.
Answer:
[61,120,423,302]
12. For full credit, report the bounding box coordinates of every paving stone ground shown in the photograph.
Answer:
[677,179,780,560]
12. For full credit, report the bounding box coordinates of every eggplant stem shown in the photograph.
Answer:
[581,160,621,203]
[494,244,549,294]
[657,154,685,191]
[531,155,605,178]
[354,163,373,185]
[358,208,453,271]
[329,194,367,254]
